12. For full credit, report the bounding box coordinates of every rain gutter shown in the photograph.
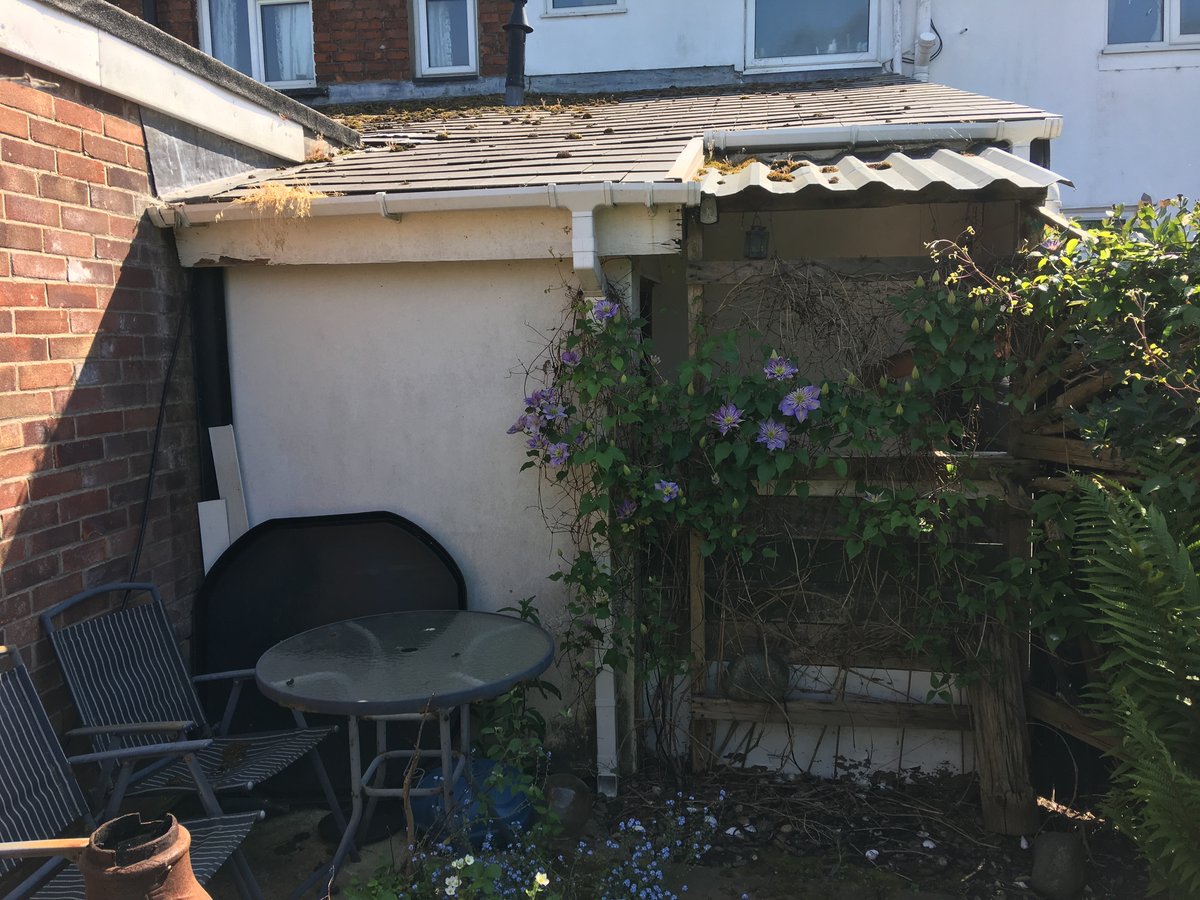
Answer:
[150,179,702,295]
[704,118,1064,160]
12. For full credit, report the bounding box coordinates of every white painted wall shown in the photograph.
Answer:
[523,0,1199,214]
[223,260,574,620]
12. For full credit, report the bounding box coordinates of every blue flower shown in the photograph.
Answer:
[590,298,620,323]
[711,402,745,435]
[654,480,680,502]
[548,442,570,466]
[780,384,821,422]
[755,419,789,452]
[763,355,798,381]
[616,499,638,521]
[560,348,581,366]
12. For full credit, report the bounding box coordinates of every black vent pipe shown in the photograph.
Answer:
[504,0,533,107]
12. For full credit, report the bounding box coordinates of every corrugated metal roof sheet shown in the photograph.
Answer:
[170,77,1057,204]
[700,147,1068,201]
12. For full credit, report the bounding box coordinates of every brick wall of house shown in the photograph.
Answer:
[111,0,508,87]
[0,56,203,727]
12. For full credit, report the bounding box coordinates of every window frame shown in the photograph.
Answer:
[197,0,316,88]
[413,0,480,78]
[744,0,880,73]
[1105,0,1200,51]
[542,0,626,18]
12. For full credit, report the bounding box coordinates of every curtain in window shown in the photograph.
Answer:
[425,0,469,69]
[262,2,313,82]
[208,0,253,75]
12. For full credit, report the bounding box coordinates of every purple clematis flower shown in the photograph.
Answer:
[616,499,638,521]
[527,434,549,451]
[547,442,570,466]
[507,412,543,435]
[655,480,681,503]
[560,349,581,366]
[780,385,821,422]
[763,356,798,381]
[711,403,745,436]
[756,419,789,452]
[589,298,620,323]
[544,403,569,422]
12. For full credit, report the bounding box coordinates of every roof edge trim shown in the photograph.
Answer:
[705,118,1063,154]
[150,180,703,228]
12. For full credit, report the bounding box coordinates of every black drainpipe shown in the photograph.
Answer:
[504,0,533,107]
[190,268,233,502]
[142,0,158,27]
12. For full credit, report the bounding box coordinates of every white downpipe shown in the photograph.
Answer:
[704,118,1063,154]
[595,648,620,797]
[892,0,903,76]
[913,0,934,81]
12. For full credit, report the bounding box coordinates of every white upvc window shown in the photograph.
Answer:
[199,0,315,88]
[544,0,625,17]
[745,0,879,72]
[414,0,479,76]
[1107,0,1200,48]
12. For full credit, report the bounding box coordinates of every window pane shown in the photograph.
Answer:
[1182,0,1200,34]
[754,0,871,59]
[208,0,253,75]
[552,0,617,7]
[261,2,313,82]
[1107,0,1163,43]
[425,0,471,68]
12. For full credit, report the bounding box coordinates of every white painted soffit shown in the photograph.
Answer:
[700,147,1072,200]
[1,0,308,161]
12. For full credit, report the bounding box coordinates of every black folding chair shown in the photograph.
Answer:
[41,583,341,827]
[0,645,260,899]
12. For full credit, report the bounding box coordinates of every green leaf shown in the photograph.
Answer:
[833,457,848,478]
[714,442,733,464]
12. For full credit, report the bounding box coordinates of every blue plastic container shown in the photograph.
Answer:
[410,758,532,841]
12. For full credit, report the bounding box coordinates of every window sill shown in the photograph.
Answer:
[1099,44,1200,70]
[541,5,626,17]
[741,59,879,75]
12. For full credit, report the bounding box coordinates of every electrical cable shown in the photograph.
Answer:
[125,284,189,589]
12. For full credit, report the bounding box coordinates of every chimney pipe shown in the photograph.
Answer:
[504,0,533,107]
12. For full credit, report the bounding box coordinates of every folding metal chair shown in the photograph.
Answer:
[41,582,341,826]
[0,645,261,899]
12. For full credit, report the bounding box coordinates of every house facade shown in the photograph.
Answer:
[112,0,1199,215]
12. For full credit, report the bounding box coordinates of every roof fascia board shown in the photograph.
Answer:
[704,118,1064,154]
[3,0,307,161]
[153,180,703,228]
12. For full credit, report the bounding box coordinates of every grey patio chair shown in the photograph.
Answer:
[0,645,262,899]
[41,582,341,825]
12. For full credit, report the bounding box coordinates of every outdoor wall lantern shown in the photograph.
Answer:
[744,216,770,260]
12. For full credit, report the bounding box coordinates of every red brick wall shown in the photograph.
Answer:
[0,57,202,726]
[123,0,507,86]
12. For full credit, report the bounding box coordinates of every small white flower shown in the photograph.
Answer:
[445,875,461,893]
[1020,836,1030,850]
[451,858,465,870]
[463,855,475,867]
[865,849,880,861]
[535,872,550,887]
[922,839,937,850]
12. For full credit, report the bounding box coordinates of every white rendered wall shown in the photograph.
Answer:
[923,0,1200,214]
[522,0,1197,214]
[223,260,573,620]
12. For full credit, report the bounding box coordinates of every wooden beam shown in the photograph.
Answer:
[687,256,934,284]
[691,695,973,731]
[1008,432,1133,473]
[1025,688,1117,753]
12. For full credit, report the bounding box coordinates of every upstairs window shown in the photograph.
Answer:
[200,0,315,87]
[414,0,479,76]
[747,0,878,70]
[1108,0,1200,46]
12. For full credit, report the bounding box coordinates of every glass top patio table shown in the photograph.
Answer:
[255,610,555,717]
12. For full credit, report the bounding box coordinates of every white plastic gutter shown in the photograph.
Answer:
[151,180,701,295]
[704,118,1063,161]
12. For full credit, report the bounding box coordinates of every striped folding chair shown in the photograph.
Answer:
[41,582,341,826]
[0,645,261,899]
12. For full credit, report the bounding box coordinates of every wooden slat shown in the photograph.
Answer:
[692,695,973,731]
[687,257,935,283]
[1024,688,1117,752]
[1008,432,1133,473]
